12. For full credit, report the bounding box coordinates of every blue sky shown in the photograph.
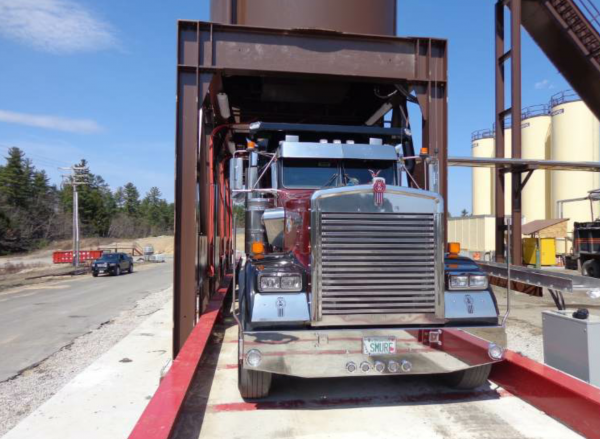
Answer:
[0,0,570,213]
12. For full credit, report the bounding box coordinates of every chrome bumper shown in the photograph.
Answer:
[241,326,506,378]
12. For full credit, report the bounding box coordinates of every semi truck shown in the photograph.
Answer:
[232,124,505,398]
[174,0,507,400]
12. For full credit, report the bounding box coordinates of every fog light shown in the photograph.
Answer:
[360,362,371,373]
[488,343,504,360]
[374,361,385,373]
[246,349,262,367]
[401,360,412,372]
[388,361,399,373]
[346,362,357,373]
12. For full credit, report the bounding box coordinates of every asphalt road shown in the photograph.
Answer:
[0,261,173,382]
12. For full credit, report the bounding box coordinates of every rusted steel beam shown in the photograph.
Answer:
[495,1,506,263]
[178,21,447,84]
[511,0,523,266]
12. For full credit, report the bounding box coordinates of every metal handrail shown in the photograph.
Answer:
[551,89,581,107]
[574,0,600,32]
[471,129,495,141]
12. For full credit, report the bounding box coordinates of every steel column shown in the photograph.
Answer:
[495,1,506,263]
[511,0,523,265]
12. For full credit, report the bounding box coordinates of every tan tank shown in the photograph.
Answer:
[504,128,512,215]
[211,0,397,36]
[550,93,600,253]
[472,131,495,215]
[521,111,552,222]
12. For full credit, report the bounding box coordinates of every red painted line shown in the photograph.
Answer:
[261,347,434,357]
[208,388,512,413]
[128,275,232,439]
[238,337,419,345]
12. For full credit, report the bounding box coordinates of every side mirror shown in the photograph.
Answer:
[230,157,244,192]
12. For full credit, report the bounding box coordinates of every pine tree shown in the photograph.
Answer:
[0,147,29,208]
[123,183,140,217]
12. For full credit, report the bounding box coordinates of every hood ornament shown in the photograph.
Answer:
[370,170,386,207]
[464,295,475,314]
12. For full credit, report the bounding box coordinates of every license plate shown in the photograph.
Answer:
[363,337,396,356]
[99,270,105,273]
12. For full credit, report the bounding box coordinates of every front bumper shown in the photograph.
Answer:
[242,326,506,378]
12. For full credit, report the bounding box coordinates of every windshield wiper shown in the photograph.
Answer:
[319,173,339,189]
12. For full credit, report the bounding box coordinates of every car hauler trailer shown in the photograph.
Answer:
[172,0,506,400]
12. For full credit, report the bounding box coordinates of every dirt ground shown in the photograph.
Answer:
[0,236,174,270]
[0,236,174,292]
[495,285,600,363]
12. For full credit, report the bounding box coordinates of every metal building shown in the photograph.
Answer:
[550,91,600,253]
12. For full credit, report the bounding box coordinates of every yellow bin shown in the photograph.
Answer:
[522,238,556,266]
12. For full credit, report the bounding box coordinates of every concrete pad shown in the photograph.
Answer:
[173,323,583,439]
[3,298,172,439]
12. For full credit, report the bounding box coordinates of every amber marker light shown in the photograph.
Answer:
[251,241,265,256]
[447,242,461,257]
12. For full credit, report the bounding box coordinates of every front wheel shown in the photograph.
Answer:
[238,366,272,399]
[238,334,272,399]
[114,266,121,276]
[444,364,492,390]
[129,264,134,274]
[581,259,600,277]
[92,272,98,278]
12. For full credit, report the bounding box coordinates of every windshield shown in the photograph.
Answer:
[282,158,395,189]
[342,160,395,186]
[282,159,339,189]
[99,253,119,261]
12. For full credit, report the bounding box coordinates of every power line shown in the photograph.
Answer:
[61,165,90,267]
[0,144,71,167]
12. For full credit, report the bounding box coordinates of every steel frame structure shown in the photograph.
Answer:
[174,20,448,354]
[495,0,523,265]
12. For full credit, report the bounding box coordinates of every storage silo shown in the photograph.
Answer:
[504,127,512,215]
[472,130,495,215]
[521,105,551,222]
[550,91,600,253]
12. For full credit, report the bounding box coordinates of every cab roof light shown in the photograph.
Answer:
[448,242,461,256]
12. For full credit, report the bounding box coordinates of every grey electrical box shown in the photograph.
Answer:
[542,310,600,387]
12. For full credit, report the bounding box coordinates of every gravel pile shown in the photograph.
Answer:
[493,285,600,364]
[0,286,172,437]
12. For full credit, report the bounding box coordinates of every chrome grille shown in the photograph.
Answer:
[318,212,437,315]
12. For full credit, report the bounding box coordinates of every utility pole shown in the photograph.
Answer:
[61,164,89,267]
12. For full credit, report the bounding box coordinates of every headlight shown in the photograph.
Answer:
[469,275,488,289]
[258,274,302,292]
[259,276,280,291]
[280,275,301,290]
[448,274,488,290]
[449,275,469,289]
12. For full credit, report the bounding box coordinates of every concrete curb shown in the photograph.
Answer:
[128,275,231,439]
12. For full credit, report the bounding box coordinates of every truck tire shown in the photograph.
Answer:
[238,366,272,399]
[92,272,98,277]
[444,364,492,390]
[581,259,599,277]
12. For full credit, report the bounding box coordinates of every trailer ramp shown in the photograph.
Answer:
[168,312,583,439]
